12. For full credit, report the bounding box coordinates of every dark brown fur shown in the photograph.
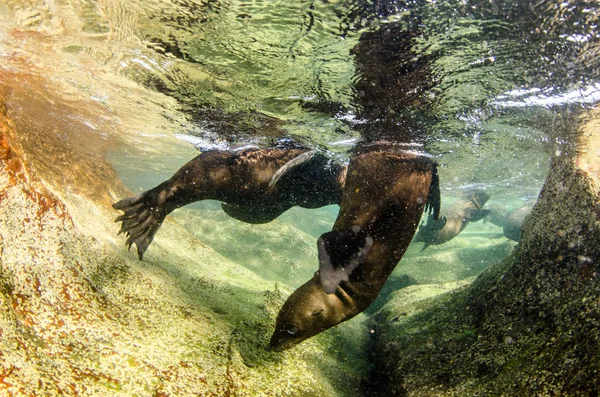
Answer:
[113,147,345,259]
[269,150,439,350]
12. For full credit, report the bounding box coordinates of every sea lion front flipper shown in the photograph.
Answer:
[317,230,374,294]
[113,191,166,260]
[470,208,491,223]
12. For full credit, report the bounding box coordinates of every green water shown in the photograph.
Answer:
[2,0,596,296]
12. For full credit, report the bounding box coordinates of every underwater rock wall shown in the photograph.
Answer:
[0,89,369,396]
[369,119,600,395]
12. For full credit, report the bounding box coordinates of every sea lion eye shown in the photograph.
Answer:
[311,308,324,317]
[286,325,298,335]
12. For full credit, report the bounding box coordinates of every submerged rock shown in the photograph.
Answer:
[0,85,369,396]
[369,122,600,395]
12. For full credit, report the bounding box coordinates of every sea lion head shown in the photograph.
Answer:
[268,275,353,351]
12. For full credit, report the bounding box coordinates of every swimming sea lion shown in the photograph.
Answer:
[114,145,439,350]
[482,202,510,228]
[503,200,536,241]
[269,149,439,350]
[414,190,490,250]
[113,146,345,259]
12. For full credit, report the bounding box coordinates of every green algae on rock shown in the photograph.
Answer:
[368,114,600,396]
[171,208,322,288]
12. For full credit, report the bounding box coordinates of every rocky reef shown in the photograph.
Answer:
[2,1,598,395]
[369,110,600,396]
[0,81,370,396]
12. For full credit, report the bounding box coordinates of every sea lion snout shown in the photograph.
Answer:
[269,276,350,351]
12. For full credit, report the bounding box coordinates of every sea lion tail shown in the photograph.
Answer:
[113,192,166,260]
[425,163,441,220]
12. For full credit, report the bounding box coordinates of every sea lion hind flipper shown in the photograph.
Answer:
[317,230,374,294]
[422,213,447,233]
[437,215,447,229]
[113,192,165,260]
[414,214,446,245]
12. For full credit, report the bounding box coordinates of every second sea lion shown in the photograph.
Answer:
[415,190,490,250]
[482,202,510,228]
[503,200,536,241]
[269,149,439,350]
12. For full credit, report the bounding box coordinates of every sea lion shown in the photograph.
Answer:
[482,202,510,228]
[414,190,490,250]
[503,200,536,241]
[114,145,439,350]
[269,149,439,350]
[113,146,345,259]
